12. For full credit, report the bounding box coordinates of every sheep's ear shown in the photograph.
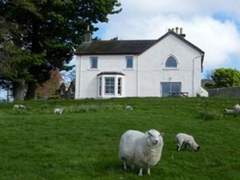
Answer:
[145,131,151,136]
[160,132,165,137]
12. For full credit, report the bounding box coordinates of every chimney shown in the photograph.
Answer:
[175,27,179,34]
[168,27,186,38]
[179,27,186,38]
[180,27,183,34]
[83,25,92,43]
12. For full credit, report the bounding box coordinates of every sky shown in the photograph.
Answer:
[94,0,240,75]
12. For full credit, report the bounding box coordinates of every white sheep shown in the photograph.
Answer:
[233,104,240,113]
[176,133,200,152]
[54,108,64,115]
[13,104,26,110]
[125,105,133,111]
[224,108,235,114]
[119,129,164,176]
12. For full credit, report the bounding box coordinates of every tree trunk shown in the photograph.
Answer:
[12,80,27,101]
[25,82,37,100]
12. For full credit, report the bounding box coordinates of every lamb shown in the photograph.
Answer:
[54,108,64,115]
[176,133,200,152]
[125,105,134,111]
[119,129,164,176]
[233,104,240,113]
[224,104,240,115]
[224,108,235,114]
[13,104,26,110]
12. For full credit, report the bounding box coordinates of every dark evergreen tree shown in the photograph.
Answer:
[0,0,121,100]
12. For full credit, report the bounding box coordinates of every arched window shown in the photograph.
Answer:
[165,56,177,68]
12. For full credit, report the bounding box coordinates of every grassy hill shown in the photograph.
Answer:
[0,98,239,180]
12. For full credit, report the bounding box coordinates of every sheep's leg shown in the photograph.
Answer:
[147,168,151,176]
[177,141,183,151]
[138,168,143,176]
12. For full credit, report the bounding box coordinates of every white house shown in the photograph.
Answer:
[75,28,205,99]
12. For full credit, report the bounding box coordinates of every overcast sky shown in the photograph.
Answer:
[94,0,240,74]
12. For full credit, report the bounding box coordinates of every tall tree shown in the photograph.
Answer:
[0,0,121,100]
[211,68,240,88]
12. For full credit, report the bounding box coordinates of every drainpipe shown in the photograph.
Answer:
[136,56,139,96]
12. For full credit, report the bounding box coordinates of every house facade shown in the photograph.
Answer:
[75,29,204,99]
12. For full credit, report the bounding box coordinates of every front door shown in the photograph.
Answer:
[161,82,181,97]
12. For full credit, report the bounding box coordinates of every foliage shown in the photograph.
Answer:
[0,42,44,82]
[0,0,121,98]
[211,68,240,88]
[0,98,239,179]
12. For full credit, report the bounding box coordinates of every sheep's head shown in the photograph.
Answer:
[145,129,164,147]
[191,141,200,152]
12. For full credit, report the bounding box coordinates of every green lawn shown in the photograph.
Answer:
[0,98,240,180]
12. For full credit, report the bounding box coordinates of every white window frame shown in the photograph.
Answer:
[97,74,124,98]
[90,57,98,69]
[104,77,115,95]
[165,55,178,69]
[126,56,134,69]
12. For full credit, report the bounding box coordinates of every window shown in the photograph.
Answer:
[98,77,102,96]
[118,78,122,95]
[165,56,177,68]
[126,56,133,68]
[90,57,98,69]
[161,82,181,97]
[105,77,115,95]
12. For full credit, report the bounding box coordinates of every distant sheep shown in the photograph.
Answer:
[224,104,240,115]
[54,108,64,115]
[224,108,235,114]
[125,105,133,111]
[119,129,164,176]
[233,104,240,113]
[13,104,26,110]
[176,133,200,152]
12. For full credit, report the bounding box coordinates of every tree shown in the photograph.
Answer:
[211,68,240,88]
[0,0,121,100]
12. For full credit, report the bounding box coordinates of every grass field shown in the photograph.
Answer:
[0,98,240,180]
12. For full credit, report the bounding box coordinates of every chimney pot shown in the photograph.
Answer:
[175,27,179,34]
[180,28,183,34]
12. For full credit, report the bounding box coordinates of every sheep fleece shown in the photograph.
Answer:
[119,130,164,168]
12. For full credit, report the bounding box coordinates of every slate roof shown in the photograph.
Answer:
[75,31,204,57]
[75,40,157,55]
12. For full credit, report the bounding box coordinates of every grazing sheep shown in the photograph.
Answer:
[119,129,164,176]
[13,104,26,110]
[224,108,235,114]
[176,133,200,152]
[54,108,64,115]
[125,105,133,111]
[233,104,240,113]
[224,104,240,115]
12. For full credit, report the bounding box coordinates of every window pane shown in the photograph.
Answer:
[99,77,102,96]
[105,77,115,95]
[126,56,133,68]
[166,56,177,68]
[118,78,122,95]
[90,57,98,68]
[161,82,181,97]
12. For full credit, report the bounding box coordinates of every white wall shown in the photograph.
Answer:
[75,55,138,99]
[75,34,203,99]
[138,34,202,97]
